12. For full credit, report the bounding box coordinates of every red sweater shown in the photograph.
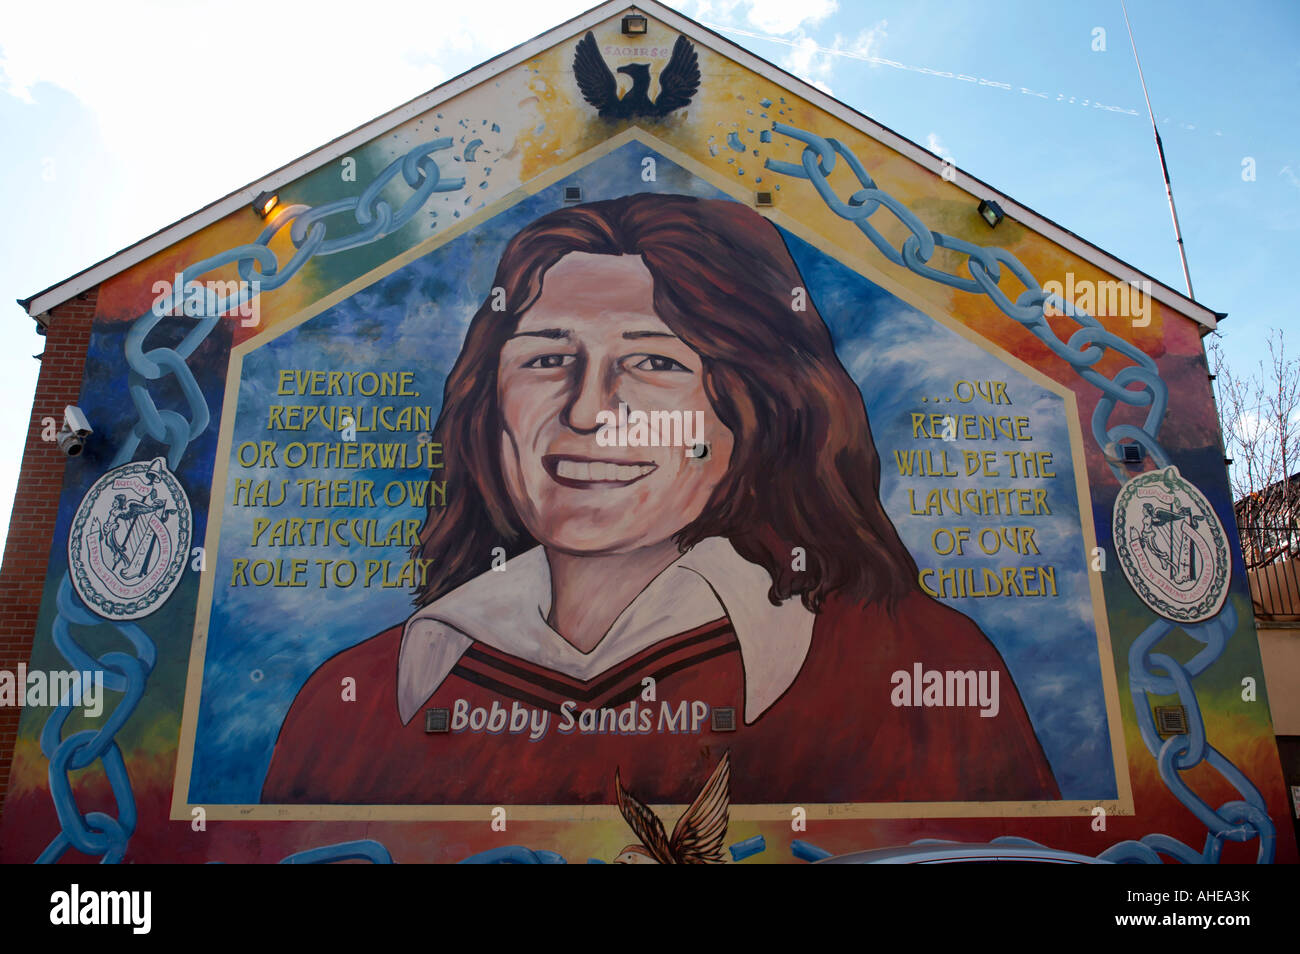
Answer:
[262,590,1060,805]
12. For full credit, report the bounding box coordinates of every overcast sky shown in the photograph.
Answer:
[1,0,1296,555]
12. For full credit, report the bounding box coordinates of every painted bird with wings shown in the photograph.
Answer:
[613,751,730,864]
[574,31,700,119]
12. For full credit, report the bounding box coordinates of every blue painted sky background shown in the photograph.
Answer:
[2,0,1295,554]
[787,229,1113,799]
[185,143,1113,803]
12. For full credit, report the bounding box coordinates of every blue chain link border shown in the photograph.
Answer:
[764,122,1274,864]
[36,140,466,864]
[32,120,1278,865]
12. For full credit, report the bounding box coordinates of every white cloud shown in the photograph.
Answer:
[1232,411,1266,442]
[848,20,889,59]
[783,35,833,85]
[0,1,587,200]
[744,0,838,34]
[0,54,34,102]
[691,0,838,35]
[767,19,890,91]
[926,132,954,159]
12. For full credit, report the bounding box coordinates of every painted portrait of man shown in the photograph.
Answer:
[261,192,1060,806]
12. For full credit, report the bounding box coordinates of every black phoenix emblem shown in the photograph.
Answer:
[574,31,700,119]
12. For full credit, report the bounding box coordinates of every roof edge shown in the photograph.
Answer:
[20,0,1220,332]
[19,0,634,320]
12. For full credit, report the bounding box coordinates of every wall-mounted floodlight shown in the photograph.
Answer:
[253,191,279,218]
[978,198,1004,228]
[622,14,648,35]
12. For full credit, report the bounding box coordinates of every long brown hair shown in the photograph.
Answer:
[411,193,918,613]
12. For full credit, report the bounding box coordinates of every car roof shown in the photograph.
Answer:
[816,842,1110,864]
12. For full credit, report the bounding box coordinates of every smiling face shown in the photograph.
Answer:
[497,252,734,556]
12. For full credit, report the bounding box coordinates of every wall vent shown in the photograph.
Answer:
[425,708,450,733]
[711,707,737,732]
[1154,705,1188,737]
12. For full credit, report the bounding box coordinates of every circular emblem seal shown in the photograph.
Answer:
[68,457,191,621]
[1112,465,1230,623]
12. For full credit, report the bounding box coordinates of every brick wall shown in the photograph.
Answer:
[0,289,96,810]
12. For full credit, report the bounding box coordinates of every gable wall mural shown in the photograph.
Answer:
[1,12,1292,864]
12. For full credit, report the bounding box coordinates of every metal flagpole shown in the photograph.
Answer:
[1121,0,1195,299]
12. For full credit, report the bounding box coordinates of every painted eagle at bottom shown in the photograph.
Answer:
[613,751,730,864]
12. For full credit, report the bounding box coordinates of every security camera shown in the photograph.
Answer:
[64,406,92,439]
[56,426,84,457]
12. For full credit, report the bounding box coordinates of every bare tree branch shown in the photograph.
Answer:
[1210,329,1300,568]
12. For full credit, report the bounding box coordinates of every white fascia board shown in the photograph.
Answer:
[22,0,1219,332]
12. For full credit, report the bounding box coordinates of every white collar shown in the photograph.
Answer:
[397,537,814,726]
